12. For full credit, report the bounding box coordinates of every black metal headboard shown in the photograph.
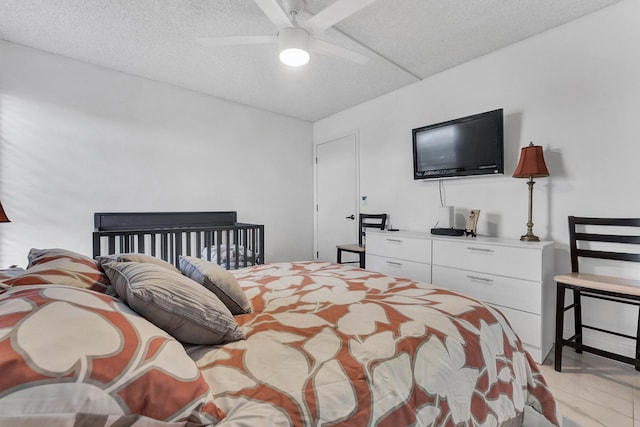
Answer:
[93,211,264,269]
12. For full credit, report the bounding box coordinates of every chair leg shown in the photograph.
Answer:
[554,283,566,372]
[359,252,365,269]
[573,288,583,354]
[337,248,342,264]
[635,306,640,371]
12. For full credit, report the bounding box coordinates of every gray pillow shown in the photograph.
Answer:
[102,262,245,345]
[96,253,179,273]
[179,255,252,315]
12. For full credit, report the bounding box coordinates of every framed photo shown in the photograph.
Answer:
[465,209,480,237]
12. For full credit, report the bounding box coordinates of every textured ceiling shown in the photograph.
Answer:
[0,0,623,121]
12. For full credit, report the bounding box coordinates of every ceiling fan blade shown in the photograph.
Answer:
[303,0,377,35]
[310,39,369,65]
[196,35,277,47]
[253,0,292,30]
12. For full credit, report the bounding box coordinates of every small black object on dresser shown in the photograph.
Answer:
[430,228,465,236]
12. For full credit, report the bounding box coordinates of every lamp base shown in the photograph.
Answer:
[520,232,540,242]
[519,176,541,242]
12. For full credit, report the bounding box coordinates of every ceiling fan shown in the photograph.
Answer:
[197,0,378,67]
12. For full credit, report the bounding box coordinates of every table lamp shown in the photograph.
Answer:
[0,201,9,223]
[513,142,549,242]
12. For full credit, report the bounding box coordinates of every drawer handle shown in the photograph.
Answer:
[386,239,403,243]
[466,275,494,283]
[467,247,494,253]
[386,261,402,266]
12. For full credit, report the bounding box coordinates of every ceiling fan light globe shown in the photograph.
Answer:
[278,27,310,66]
[280,48,309,66]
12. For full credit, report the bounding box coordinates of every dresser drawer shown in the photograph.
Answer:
[366,234,431,263]
[432,240,543,281]
[492,305,542,349]
[366,254,431,283]
[432,265,541,315]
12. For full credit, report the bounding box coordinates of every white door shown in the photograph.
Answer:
[315,133,358,263]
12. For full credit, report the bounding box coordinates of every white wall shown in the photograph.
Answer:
[314,0,640,356]
[0,40,314,267]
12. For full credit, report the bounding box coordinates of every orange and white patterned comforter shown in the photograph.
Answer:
[192,262,560,426]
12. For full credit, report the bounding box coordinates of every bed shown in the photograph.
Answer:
[0,213,560,427]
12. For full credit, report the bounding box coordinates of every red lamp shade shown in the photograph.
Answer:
[513,142,549,178]
[0,201,10,223]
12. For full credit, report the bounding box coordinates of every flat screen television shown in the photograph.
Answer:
[412,109,504,180]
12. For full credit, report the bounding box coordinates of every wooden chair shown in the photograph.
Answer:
[336,213,387,269]
[554,216,640,372]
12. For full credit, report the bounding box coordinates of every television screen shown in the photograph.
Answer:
[412,109,504,180]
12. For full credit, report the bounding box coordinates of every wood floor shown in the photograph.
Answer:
[538,348,639,426]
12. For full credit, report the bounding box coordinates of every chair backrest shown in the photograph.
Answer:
[568,216,640,273]
[359,214,387,245]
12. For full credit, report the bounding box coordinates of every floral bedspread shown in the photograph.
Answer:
[193,262,560,426]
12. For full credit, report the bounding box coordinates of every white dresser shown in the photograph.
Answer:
[365,230,555,363]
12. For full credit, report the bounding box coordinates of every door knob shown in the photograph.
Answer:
[345,215,355,220]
